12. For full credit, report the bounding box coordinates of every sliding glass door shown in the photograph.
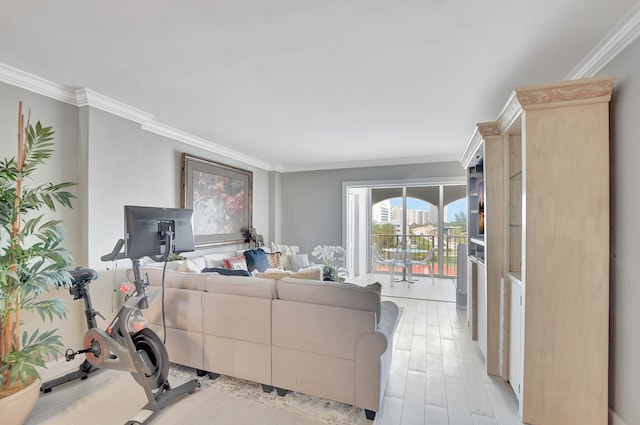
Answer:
[368,183,466,278]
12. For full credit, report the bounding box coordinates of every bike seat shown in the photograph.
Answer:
[69,267,98,285]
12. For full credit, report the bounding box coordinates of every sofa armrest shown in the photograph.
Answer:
[354,300,400,413]
[378,301,400,339]
[354,301,399,358]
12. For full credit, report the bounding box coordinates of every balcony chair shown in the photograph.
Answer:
[371,245,401,284]
[406,247,435,283]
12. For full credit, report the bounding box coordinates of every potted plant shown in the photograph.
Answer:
[0,102,76,424]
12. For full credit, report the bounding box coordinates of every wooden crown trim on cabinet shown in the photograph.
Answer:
[514,75,614,109]
[488,76,615,137]
[460,121,500,168]
[477,122,500,138]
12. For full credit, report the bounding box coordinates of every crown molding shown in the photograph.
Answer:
[277,153,461,173]
[0,61,275,171]
[460,128,482,169]
[75,89,154,124]
[460,121,506,168]
[567,2,640,79]
[496,91,522,134]
[3,2,639,173]
[462,2,639,165]
[141,121,274,171]
[0,62,77,105]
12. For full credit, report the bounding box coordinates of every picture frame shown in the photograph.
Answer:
[181,153,252,247]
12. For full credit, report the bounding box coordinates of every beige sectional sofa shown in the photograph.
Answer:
[137,259,399,420]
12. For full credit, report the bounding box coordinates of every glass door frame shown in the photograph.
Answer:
[342,176,466,279]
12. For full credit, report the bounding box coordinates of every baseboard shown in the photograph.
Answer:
[38,356,84,381]
[610,408,629,425]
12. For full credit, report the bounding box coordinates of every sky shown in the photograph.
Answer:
[389,197,466,222]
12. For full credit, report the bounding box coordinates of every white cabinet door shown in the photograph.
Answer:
[509,281,522,398]
[477,263,487,362]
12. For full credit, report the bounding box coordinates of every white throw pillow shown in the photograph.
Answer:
[288,253,309,272]
[203,254,226,268]
[177,259,201,273]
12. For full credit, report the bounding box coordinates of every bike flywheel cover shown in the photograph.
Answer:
[131,328,169,390]
[83,328,110,368]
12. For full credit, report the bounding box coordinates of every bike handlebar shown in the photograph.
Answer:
[101,239,125,262]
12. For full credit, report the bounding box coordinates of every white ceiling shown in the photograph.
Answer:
[0,1,638,171]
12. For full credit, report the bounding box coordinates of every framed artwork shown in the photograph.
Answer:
[181,153,252,247]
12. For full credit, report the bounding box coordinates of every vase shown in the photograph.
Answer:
[0,378,42,425]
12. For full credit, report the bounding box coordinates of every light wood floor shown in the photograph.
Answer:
[375,296,525,425]
[352,273,458,303]
[29,296,523,425]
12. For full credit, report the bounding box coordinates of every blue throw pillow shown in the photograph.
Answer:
[243,248,270,272]
[201,267,251,277]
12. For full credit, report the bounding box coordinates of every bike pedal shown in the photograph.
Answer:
[65,348,76,361]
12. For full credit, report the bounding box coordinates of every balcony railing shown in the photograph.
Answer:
[372,233,467,278]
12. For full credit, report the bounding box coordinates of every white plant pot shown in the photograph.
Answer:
[0,378,42,425]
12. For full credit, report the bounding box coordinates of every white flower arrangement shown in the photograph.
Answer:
[311,245,348,281]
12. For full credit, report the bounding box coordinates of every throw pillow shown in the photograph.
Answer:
[271,242,300,270]
[266,252,283,270]
[224,255,248,271]
[177,259,201,273]
[202,267,251,277]
[288,253,310,272]
[203,253,225,268]
[243,248,270,272]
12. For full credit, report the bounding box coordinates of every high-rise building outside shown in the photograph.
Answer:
[372,200,391,223]
[391,206,403,222]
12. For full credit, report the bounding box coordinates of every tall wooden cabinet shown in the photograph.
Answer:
[461,76,613,425]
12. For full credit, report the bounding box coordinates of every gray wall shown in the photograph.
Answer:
[0,82,271,351]
[601,36,640,425]
[278,161,465,254]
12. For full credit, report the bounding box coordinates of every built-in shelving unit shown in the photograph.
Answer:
[461,122,505,377]
[468,159,485,263]
[460,76,613,425]
[507,135,522,282]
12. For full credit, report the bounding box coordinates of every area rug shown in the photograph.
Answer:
[170,365,371,425]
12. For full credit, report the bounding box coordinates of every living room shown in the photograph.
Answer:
[1,2,640,425]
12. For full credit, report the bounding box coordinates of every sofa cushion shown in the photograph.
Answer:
[202,267,252,277]
[243,248,270,272]
[142,259,182,270]
[205,275,277,299]
[142,268,209,291]
[254,266,322,281]
[276,278,381,322]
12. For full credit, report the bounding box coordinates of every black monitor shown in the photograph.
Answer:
[124,205,195,260]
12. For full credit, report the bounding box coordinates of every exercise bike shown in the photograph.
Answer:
[43,235,200,424]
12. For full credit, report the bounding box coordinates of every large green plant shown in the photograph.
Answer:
[0,102,76,398]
